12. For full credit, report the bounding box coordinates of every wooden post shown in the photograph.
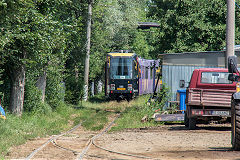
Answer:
[83,0,93,101]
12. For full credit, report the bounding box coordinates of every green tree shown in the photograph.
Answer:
[147,0,227,54]
[89,0,150,88]
[0,0,152,110]
[0,1,40,115]
[0,0,87,113]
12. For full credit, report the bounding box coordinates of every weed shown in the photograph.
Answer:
[0,94,165,159]
[0,103,76,158]
[110,95,160,132]
[148,83,170,113]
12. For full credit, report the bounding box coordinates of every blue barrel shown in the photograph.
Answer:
[177,89,186,113]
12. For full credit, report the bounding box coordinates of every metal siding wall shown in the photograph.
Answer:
[162,65,223,101]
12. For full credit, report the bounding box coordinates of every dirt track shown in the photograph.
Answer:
[6,122,240,160]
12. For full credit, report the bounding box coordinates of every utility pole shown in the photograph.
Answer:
[83,0,92,101]
[226,0,235,67]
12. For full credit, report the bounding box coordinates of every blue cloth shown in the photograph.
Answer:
[0,105,6,119]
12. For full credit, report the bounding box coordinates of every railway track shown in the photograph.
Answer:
[24,113,157,160]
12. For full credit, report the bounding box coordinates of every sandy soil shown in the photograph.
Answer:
[5,122,240,160]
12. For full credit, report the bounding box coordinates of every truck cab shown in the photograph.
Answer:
[185,68,236,129]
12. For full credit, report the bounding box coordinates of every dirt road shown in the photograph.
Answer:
[6,122,240,160]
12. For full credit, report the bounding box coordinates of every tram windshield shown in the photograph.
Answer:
[110,57,132,79]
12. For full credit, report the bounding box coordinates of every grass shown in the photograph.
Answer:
[85,94,161,131]
[0,94,162,159]
[110,95,161,132]
[0,103,75,158]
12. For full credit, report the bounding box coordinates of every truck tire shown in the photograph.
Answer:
[232,101,240,150]
[184,112,189,127]
[189,117,196,130]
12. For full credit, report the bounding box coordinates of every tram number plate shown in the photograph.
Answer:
[212,111,229,116]
[117,88,126,90]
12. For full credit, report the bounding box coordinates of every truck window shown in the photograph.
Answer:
[201,72,232,84]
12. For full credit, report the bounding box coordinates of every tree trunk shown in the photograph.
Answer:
[36,71,47,102]
[10,64,25,116]
[91,81,94,96]
[97,80,103,94]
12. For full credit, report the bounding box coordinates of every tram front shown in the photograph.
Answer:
[105,51,139,100]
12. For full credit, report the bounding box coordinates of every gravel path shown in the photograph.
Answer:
[6,123,240,160]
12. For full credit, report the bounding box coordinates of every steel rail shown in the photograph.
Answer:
[77,113,159,160]
[76,114,120,160]
[92,140,159,160]
[25,123,82,160]
[26,112,159,160]
[52,139,81,155]
[91,113,159,160]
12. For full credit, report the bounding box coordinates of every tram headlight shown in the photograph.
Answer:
[128,84,132,90]
[110,84,115,90]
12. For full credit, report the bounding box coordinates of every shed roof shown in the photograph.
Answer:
[159,51,224,56]
[159,50,240,67]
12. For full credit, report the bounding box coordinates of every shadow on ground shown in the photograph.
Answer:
[208,147,233,151]
[88,95,109,103]
[168,123,231,131]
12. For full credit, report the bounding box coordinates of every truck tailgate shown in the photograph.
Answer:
[186,88,234,107]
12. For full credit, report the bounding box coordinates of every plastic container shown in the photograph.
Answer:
[177,89,186,113]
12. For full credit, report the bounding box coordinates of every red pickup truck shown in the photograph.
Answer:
[185,68,236,129]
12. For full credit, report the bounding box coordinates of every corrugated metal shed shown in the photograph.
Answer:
[161,51,240,102]
[162,65,222,101]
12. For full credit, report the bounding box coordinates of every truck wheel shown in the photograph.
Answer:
[189,117,196,130]
[184,112,189,127]
[232,101,240,150]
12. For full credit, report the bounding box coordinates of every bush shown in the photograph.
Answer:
[148,83,170,114]
[24,80,43,112]
[45,64,65,109]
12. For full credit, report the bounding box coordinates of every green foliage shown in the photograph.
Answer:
[147,0,228,54]
[0,0,88,110]
[45,62,65,109]
[0,74,11,109]
[110,95,160,132]
[0,95,163,158]
[0,68,5,101]
[0,103,73,158]
[0,0,152,111]
[149,84,170,113]
[2,0,232,115]
[132,31,152,59]
[64,75,83,104]
[81,110,109,131]
[89,0,150,81]
[24,79,43,112]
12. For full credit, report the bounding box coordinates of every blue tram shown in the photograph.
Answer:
[105,51,161,100]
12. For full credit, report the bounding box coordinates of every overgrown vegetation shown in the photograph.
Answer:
[0,0,234,157]
[0,95,165,158]
[0,103,73,158]
[111,95,159,132]
[0,0,149,115]
[0,0,236,114]
[148,84,170,113]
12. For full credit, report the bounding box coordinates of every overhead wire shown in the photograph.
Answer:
[233,0,240,9]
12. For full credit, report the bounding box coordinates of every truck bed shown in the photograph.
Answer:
[186,88,235,107]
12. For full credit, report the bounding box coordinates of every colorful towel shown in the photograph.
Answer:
[0,105,6,120]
